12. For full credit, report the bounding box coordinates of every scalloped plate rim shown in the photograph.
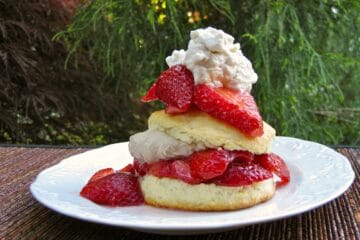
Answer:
[30,136,355,233]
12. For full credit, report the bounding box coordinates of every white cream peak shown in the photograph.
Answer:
[166,27,258,92]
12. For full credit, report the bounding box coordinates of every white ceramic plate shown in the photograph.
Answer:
[30,137,355,235]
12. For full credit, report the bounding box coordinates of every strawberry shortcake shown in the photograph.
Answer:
[80,27,290,211]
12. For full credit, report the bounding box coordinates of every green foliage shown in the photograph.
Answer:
[56,0,359,144]
[0,0,123,145]
[238,1,360,144]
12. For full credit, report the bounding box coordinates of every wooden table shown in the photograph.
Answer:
[0,145,359,240]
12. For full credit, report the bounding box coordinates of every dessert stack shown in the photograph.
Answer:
[127,27,290,210]
[80,27,290,210]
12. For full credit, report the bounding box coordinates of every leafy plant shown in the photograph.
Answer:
[55,0,359,145]
[1,0,359,145]
[237,1,360,144]
[0,0,121,144]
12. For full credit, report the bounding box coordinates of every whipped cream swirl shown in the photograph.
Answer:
[166,27,258,92]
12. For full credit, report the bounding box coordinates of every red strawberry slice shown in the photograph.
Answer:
[255,153,290,187]
[119,164,135,174]
[147,160,173,178]
[231,150,254,162]
[188,149,231,180]
[193,84,263,137]
[133,160,149,176]
[88,168,115,183]
[141,64,194,113]
[146,149,231,184]
[147,159,202,184]
[141,83,158,102]
[171,160,202,184]
[212,162,272,186]
[80,173,144,206]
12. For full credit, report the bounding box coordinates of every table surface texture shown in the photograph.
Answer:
[0,146,359,240]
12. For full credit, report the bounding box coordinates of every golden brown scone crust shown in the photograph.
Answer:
[140,175,275,211]
[148,109,276,154]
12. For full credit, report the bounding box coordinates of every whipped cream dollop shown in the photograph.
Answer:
[129,129,205,163]
[165,27,258,92]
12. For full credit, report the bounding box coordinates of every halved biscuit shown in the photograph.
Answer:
[148,109,276,154]
[140,175,275,211]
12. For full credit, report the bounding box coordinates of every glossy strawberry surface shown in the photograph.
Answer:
[143,148,277,186]
[188,149,231,180]
[133,160,149,176]
[256,153,290,187]
[142,64,194,113]
[119,164,135,174]
[193,84,263,137]
[141,83,158,102]
[146,149,231,184]
[211,162,272,186]
[231,150,255,162]
[147,159,201,184]
[80,150,290,207]
[80,172,144,206]
[87,168,115,183]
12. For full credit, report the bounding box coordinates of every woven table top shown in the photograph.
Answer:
[0,146,359,240]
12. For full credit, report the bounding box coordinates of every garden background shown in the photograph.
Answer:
[0,0,359,145]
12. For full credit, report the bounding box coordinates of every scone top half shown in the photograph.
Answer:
[148,109,276,155]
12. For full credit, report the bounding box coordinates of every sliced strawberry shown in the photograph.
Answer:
[193,84,263,137]
[80,173,144,206]
[141,64,194,113]
[119,164,135,174]
[147,159,201,184]
[141,83,158,102]
[133,160,149,176]
[147,160,173,178]
[146,149,231,184]
[171,160,201,184]
[188,149,231,180]
[211,162,272,186]
[255,153,290,187]
[143,149,289,188]
[231,150,254,162]
[87,168,115,183]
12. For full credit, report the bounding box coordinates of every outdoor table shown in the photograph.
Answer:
[0,145,359,239]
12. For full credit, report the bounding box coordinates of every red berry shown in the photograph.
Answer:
[133,160,149,176]
[147,160,173,178]
[141,64,194,113]
[146,159,199,184]
[143,149,289,188]
[171,160,201,184]
[231,150,254,162]
[119,164,135,174]
[212,162,272,186]
[88,168,115,183]
[80,173,144,206]
[193,84,263,137]
[146,149,232,184]
[188,149,231,180]
[141,83,158,102]
[255,153,290,187]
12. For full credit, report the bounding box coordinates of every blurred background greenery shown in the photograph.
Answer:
[0,0,359,145]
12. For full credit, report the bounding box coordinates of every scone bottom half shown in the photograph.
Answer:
[140,175,275,211]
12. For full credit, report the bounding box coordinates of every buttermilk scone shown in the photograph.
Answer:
[140,175,275,211]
